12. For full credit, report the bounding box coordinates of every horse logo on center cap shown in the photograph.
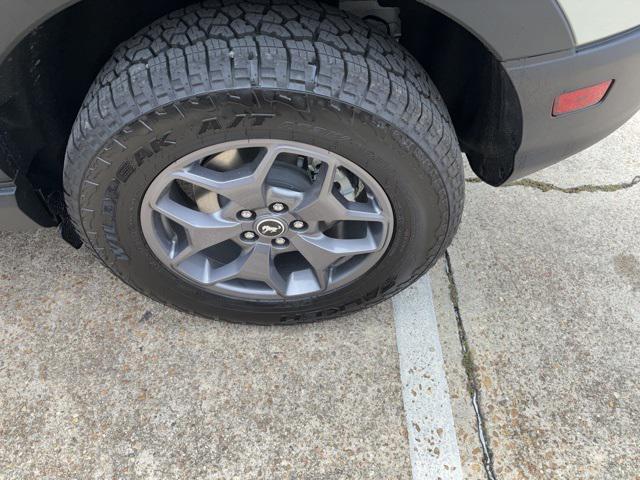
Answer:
[256,218,286,237]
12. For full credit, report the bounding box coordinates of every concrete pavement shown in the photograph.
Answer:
[435,113,640,479]
[0,232,410,478]
[1,113,639,479]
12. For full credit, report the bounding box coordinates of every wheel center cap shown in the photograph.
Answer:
[255,218,287,237]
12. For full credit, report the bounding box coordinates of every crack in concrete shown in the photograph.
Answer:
[445,251,497,480]
[466,175,640,193]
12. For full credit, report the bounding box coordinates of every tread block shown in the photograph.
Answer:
[229,37,259,87]
[313,42,344,97]
[341,52,368,104]
[260,22,292,39]
[185,42,212,94]
[285,20,312,39]
[205,38,233,89]
[256,35,288,88]
[287,39,316,90]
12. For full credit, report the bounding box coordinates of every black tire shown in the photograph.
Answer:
[64,0,464,324]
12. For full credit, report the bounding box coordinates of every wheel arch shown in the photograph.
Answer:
[0,0,572,226]
[416,0,575,61]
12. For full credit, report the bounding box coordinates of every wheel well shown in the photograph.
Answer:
[0,0,521,220]
[399,1,522,185]
[0,0,197,203]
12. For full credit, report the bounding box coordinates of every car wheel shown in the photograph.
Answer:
[63,0,464,324]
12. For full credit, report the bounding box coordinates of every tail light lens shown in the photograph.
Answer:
[552,80,613,116]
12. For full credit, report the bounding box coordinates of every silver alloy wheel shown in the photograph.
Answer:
[140,139,394,300]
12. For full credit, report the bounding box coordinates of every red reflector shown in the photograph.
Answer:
[552,80,613,116]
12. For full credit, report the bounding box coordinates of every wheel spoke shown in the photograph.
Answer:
[265,186,305,210]
[333,195,387,223]
[296,163,386,224]
[295,162,336,219]
[151,196,241,264]
[290,230,379,290]
[169,244,197,266]
[170,147,279,208]
[226,243,288,296]
[206,256,247,284]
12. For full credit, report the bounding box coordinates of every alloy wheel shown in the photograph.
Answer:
[140,140,394,299]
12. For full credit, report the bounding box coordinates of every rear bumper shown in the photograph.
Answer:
[504,26,640,181]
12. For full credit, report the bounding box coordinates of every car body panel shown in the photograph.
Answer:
[0,0,75,63]
[418,0,575,61]
[0,179,41,231]
[0,166,10,183]
[557,0,640,46]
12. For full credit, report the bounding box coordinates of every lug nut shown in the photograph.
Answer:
[242,231,257,241]
[291,220,306,230]
[273,237,288,247]
[270,202,287,213]
[238,210,254,219]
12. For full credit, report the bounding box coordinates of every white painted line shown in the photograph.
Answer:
[393,275,463,480]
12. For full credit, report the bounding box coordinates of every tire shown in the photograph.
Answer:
[63,0,464,324]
